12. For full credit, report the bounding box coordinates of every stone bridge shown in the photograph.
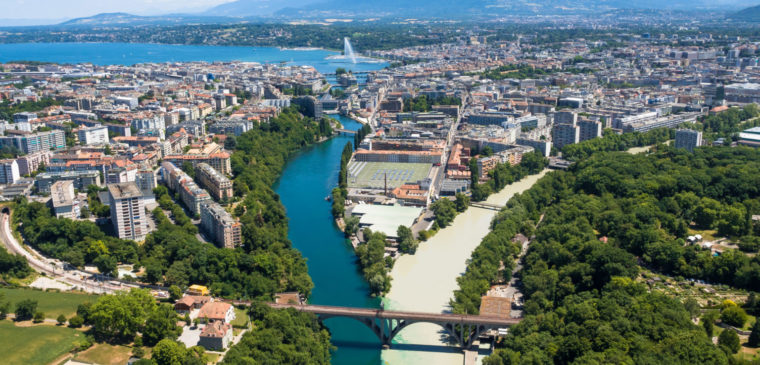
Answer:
[267,303,520,349]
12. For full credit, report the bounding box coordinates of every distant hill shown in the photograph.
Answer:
[217,0,757,18]
[206,0,320,17]
[55,0,759,26]
[59,12,239,27]
[731,4,760,21]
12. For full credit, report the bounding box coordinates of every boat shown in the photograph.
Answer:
[325,195,332,202]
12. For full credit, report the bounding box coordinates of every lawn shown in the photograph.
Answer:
[0,287,99,319]
[231,307,249,328]
[74,343,133,365]
[206,353,221,363]
[0,320,82,365]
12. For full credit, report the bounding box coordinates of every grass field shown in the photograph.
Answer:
[0,320,82,365]
[231,307,249,328]
[347,161,431,189]
[74,343,133,365]
[0,288,99,319]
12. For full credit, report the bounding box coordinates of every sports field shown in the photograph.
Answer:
[347,161,432,189]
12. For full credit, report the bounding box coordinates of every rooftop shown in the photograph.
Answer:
[351,204,423,238]
[107,182,142,200]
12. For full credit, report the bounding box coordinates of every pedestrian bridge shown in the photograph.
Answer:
[334,128,357,134]
[267,303,520,349]
[469,201,503,211]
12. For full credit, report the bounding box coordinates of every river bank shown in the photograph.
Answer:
[381,169,551,365]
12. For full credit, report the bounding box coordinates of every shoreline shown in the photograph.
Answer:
[381,169,550,365]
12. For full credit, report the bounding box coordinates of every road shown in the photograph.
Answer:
[0,212,134,294]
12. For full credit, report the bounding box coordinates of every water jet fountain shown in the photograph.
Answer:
[343,37,357,64]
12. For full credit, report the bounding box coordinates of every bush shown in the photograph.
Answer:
[68,315,84,328]
[33,311,45,323]
[57,314,67,325]
[721,305,748,328]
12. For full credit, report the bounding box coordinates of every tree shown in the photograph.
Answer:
[57,314,67,325]
[702,315,714,338]
[152,339,186,365]
[0,301,8,320]
[344,216,360,237]
[718,329,741,354]
[224,135,237,150]
[142,304,180,346]
[454,193,470,213]
[749,320,760,347]
[181,162,195,179]
[68,315,84,328]
[168,285,182,301]
[397,225,418,254]
[104,145,112,155]
[683,298,700,318]
[93,255,118,277]
[431,199,457,228]
[89,289,156,342]
[14,299,37,321]
[33,311,45,323]
[469,157,480,185]
[721,305,748,328]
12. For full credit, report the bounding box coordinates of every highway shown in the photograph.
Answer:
[0,211,135,294]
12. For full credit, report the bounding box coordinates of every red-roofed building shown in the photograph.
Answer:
[197,301,235,324]
[199,321,232,350]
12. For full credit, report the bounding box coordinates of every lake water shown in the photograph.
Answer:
[274,115,383,365]
[0,42,387,75]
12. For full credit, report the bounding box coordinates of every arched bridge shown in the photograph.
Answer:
[267,303,520,349]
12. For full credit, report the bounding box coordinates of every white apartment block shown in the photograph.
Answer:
[108,182,151,241]
[77,125,110,145]
[0,159,20,184]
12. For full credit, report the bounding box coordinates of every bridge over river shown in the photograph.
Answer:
[266,303,520,349]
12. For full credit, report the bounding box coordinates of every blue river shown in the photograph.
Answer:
[274,116,382,365]
[0,42,387,75]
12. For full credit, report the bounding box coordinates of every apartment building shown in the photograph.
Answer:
[164,152,232,175]
[196,163,233,201]
[108,182,150,241]
[675,129,703,152]
[16,150,52,176]
[0,130,66,154]
[551,123,580,150]
[200,202,242,249]
[0,160,21,184]
[49,180,78,219]
[578,120,602,142]
[77,124,110,145]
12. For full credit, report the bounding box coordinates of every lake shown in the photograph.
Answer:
[0,42,387,75]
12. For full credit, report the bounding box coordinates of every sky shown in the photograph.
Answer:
[3,0,235,20]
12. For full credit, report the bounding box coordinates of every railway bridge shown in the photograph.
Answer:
[266,303,520,349]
